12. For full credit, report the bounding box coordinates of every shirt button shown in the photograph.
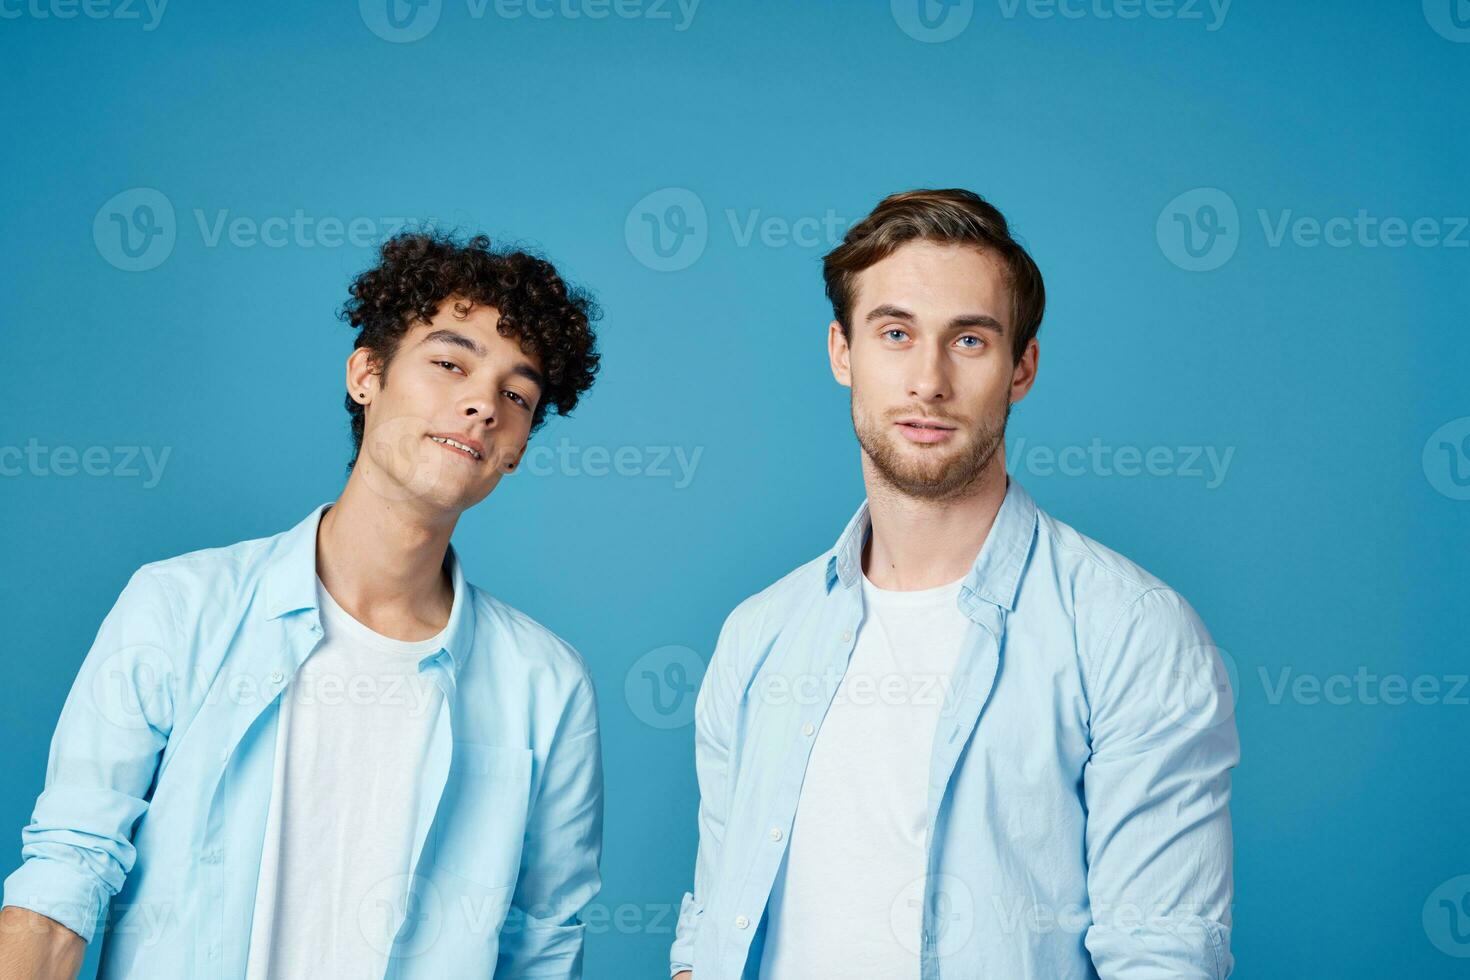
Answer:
[768,828,783,842]
[840,628,853,643]
[268,670,284,685]
[208,944,221,959]
[801,722,815,737]
[734,914,750,930]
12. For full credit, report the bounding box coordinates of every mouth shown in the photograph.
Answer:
[894,417,958,445]
[427,434,484,462]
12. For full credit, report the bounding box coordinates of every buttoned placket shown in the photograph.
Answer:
[917,590,1006,980]
[386,649,458,969]
[726,585,865,973]
[195,610,324,976]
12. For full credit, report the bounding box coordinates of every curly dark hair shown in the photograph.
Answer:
[338,229,601,469]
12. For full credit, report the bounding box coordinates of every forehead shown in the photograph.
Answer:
[422,298,502,338]
[852,240,1010,326]
[410,299,542,371]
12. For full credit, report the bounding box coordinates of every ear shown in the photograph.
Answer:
[1009,337,1040,405]
[828,320,852,388]
[500,441,527,474]
[346,347,381,404]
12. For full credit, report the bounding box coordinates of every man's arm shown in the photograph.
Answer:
[0,567,178,962]
[495,671,603,979]
[1081,587,1239,978]
[669,607,747,979]
[0,906,84,980]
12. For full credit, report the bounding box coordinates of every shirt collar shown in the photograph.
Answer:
[261,501,477,674]
[825,477,1039,611]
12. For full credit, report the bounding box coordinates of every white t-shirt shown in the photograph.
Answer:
[243,577,448,980]
[759,571,972,980]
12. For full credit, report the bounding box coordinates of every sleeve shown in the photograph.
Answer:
[1081,587,1240,979]
[669,606,746,977]
[2,566,179,944]
[495,669,603,979]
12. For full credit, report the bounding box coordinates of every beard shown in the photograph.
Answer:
[852,394,1010,502]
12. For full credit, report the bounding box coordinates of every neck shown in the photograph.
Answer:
[315,472,457,640]
[861,446,1009,591]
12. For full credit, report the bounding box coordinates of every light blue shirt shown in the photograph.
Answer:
[3,503,603,978]
[671,478,1238,979]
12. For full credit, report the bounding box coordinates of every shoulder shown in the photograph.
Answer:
[1035,508,1202,621]
[1036,508,1173,596]
[720,551,829,642]
[469,585,594,692]
[695,552,831,703]
[123,528,281,621]
[1032,508,1213,685]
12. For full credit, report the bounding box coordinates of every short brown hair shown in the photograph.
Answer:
[822,188,1045,362]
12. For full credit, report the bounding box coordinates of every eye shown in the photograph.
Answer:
[883,328,909,343]
[504,390,530,409]
[956,335,984,349]
[433,360,465,374]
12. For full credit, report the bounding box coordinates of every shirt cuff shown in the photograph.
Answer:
[670,891,700,976]
[2,858,105,944]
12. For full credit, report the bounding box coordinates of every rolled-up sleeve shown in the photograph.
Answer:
[2,566,179,943]
[496,669,603,978]
[670,606,746,977]
[1081,586,1240,979]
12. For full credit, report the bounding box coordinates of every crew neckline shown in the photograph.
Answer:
[860,569,966,607]
[315,576,451,657]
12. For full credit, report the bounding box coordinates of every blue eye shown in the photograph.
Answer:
[956,335,983,349]
[884,329,909,342]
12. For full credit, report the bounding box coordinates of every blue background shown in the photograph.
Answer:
[2,1,1467,976]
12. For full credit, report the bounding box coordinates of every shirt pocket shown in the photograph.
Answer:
[428,743,534,889]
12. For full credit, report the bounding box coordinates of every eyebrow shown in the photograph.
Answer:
[420,329,487,357]
[420,329,545,390]
[510,363,545,391]
[864,304,1005,333]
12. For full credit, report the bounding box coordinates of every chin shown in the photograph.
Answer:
[891,433,967,460]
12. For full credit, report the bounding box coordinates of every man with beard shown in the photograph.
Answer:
[670,189,1238,980]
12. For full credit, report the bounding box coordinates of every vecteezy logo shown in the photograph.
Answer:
[1424,0,1470,42]
[1156,187,1239,272]
[358,413,452,505]
[360,0,442,43]
[1423,875,1470,957]
[358,873,441,958]
[1152,644,1238,732]
[891,873,974,957]
[624,645,704,728]
[88,645,173,730]
[93,188,176,272]
[1423,417,1470,501]
[891,0,974,42]
[625,188,707,272]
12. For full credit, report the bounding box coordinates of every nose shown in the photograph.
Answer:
[908,340,951,403]
[460,393,496,427]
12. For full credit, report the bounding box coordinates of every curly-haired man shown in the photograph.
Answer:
[0,232,605,979]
